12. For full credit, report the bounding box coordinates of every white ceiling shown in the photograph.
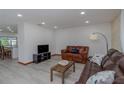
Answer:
[0,9,121,31]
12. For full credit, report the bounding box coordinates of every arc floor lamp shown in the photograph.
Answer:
[89,32,109,53]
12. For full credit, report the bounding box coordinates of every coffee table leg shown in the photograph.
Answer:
[62,73,64,84]
[50,69,53,82]
[73,62,75,72]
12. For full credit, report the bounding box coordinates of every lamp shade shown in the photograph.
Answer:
[89,34,98,40]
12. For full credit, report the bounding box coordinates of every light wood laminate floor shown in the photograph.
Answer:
[0,56,85,84]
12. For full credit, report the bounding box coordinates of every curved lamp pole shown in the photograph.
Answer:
[92,32,109,53]
[93,32,108,52]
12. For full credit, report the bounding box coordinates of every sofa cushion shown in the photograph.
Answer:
[72,54,82,61]
[119,57,124,74]
[62,53,73,61]
[113,76,124,84]
[101,50,122,68]
[102,59,114,69]
[79,48,84,54]
[66,47,71,53]
[103,63,124,78]
[103,64,116,70]
[110,51,123,64]
[107,49,119,57]
[86,70,115,84]
[101,55,109,67]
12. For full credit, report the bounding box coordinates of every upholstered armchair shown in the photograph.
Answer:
[61,46,89,64]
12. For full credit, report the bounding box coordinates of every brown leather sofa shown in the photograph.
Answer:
[75,49,124,84]
[61,46,89,64]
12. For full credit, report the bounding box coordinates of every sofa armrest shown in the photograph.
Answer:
[75,61,102,84]
[61,49,68,53]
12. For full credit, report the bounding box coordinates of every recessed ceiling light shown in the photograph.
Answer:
[17,14,23,17]
[54,26,58,29]
[85,20,90,24]
[41,22,45,25]
[80,12,85,15]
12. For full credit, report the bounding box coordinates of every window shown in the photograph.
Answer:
[0,36,17,47]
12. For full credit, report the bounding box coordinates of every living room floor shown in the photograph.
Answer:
[0,56,85,84]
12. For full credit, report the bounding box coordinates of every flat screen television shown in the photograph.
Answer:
[38,45,49,53]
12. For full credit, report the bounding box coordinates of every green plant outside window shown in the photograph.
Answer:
[0,37,9,46]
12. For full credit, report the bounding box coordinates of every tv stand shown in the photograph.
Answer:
[33,52,51,63]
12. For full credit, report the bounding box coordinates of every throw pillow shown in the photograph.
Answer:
[71,48,79,54]
[90,54,104,66]
[86,70,115,84]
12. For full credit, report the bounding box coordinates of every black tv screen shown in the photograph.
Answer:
[38,45,49,53]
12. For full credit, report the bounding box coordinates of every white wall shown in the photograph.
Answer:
[121,10,124,52]
[52,30,56,54]
[18,23,55,63]
[12,48,18,59]
[111,15,122,51]
[18,23,25,62]
[55,23,111,56]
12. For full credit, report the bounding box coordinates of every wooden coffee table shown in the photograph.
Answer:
[50,61,75,84]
